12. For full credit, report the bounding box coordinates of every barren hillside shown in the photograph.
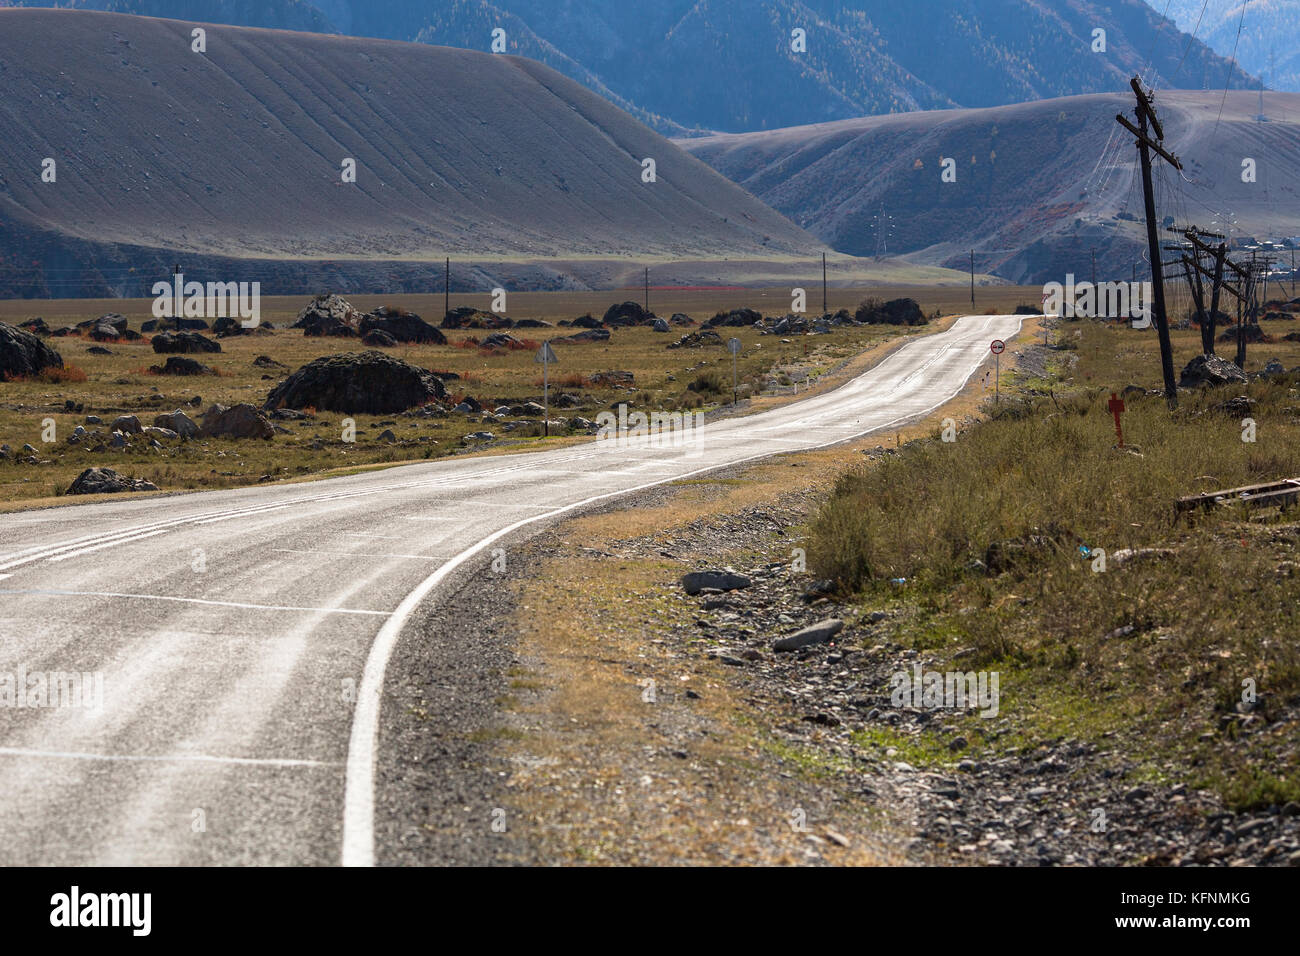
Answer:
[680,90,1300,283]
[0,8,826,296]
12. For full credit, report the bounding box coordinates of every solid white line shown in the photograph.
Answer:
[0,746,334,768]
[0,589,391,616]
[339,316,1024,867]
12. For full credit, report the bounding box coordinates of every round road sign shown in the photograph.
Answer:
[990,339,1005,355]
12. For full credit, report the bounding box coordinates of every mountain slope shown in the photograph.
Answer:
[680,90,1300,283]
[8,0,1261,134]
[0,8,824,297]
[1158,1,1300,92]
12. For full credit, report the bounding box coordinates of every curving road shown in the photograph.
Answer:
[0,314,1021,866]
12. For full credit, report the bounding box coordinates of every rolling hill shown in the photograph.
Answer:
[0,8,841,298]
[680,90,1300,284]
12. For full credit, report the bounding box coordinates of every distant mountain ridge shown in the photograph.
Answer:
[1155,0,1300,92]
[6,0,1261,133]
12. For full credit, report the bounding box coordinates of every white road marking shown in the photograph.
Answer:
[46,528,169,562]
[0,589,391,616]
[0,746,334,768]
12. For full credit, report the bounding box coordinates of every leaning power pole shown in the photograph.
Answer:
[1117,76,1181,407]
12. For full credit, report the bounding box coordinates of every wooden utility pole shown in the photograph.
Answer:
[172,263,182,332]
[822,252,827,316]
[644,267,649,313]
[969,250,975,310]
[1117,77,1181,407]
[444,257,450,320]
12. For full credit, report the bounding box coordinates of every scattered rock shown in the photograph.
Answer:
[773,617,845,651]
[151,331,221,354]
[667,330,723,349]
[0,322,64,379]
[68,467,159,495]
[110,414,143,434]
[1178,353,1247,388]
[150,356,215,375]
[557,328,611,343]
[360,329,398,347]
[359,306,447,344]
[681,570,752,595]
[264,350,447,414]
[198,403,275,440]
[294,293,361,336]
[602,301,656,327]
[154,409,198,438]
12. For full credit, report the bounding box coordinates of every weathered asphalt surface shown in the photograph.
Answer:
[0,315,1021,865]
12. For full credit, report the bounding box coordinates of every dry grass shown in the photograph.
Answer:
[806,316,1300,809]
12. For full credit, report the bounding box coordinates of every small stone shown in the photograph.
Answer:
[773,618,844,651]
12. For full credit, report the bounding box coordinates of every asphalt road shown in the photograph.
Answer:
[0,314,1022,865]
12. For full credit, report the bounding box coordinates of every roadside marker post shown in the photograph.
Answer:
[990,339,1005,404]
[535,341,558,437]
[728,337,742,404]
[1109,392,1126,447]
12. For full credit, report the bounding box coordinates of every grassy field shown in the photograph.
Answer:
[807,311,1300,810]
[0,285,1041,507]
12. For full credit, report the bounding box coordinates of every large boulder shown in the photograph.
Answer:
[1218,323,1268,344]
[18,317,49,336]
[1179,353,1248,388]
[359,307,447,344]
[602,301,655,327]
[0,322,64,379]
[294,293,361,337]
[154,409,198,438]
[152,331,221,354]
[77,313,128,334]
[150,356,215,375]
[856,297,927,325]
[264,350,448,414]
[68,467,159,495]
[360,329,397,347]
[199,403,275,440]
